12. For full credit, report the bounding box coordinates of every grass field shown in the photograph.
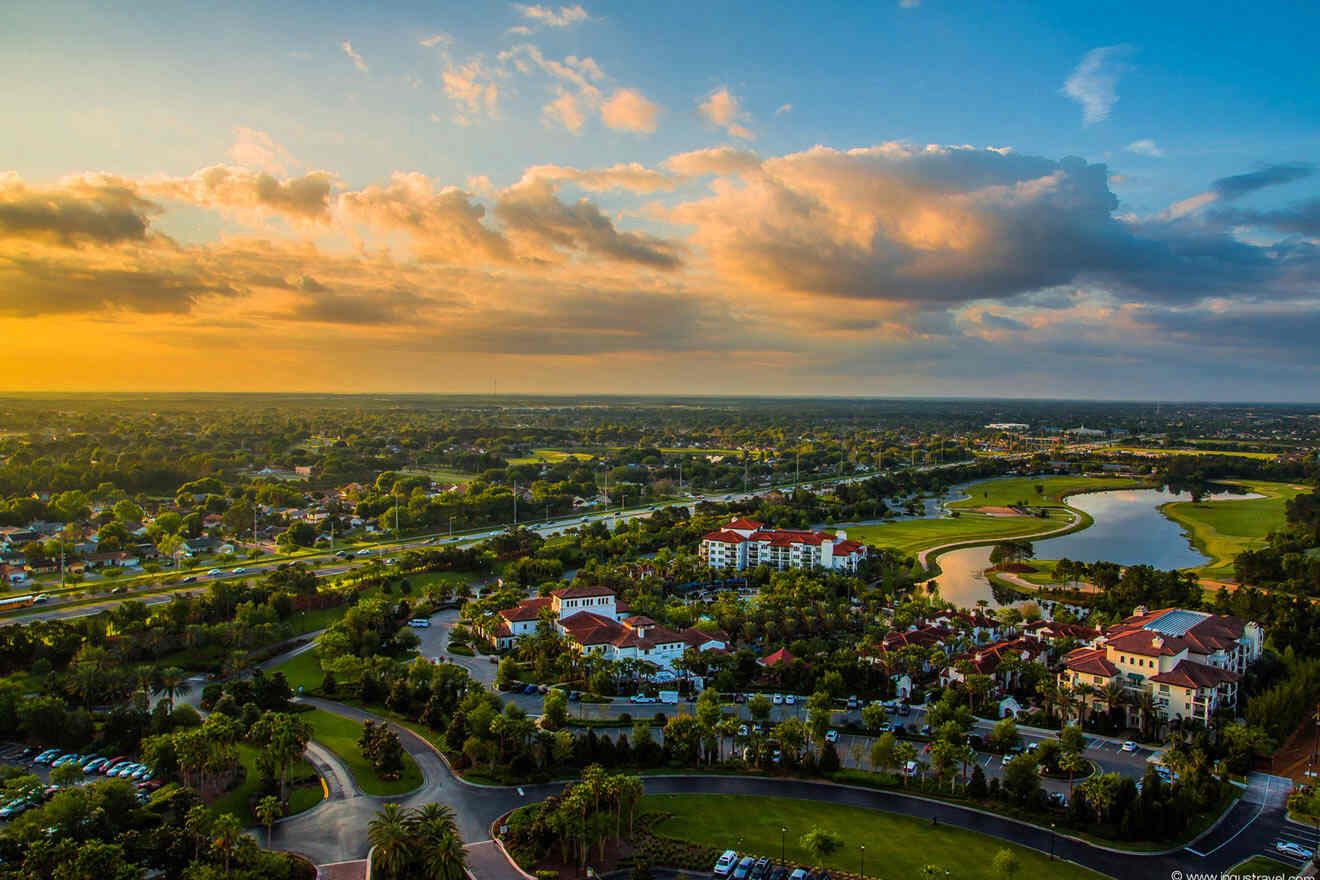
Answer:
[210,743,322,826]
[949,475,1152,509]
[271,647,324,693]
[400,467,477,484]
[1116,446,1281,460]
[848,509,1075,557]
[1224,856,1297,877]
[643,794,1103,880]
[302,708,423,796]
[507,449,597,465]
[1160,480,1307,579]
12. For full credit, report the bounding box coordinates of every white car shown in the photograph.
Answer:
[714,850,739,877]
[825,730,839,743]
[1277,841,1314,860]
[630,694,655,704]
[772,694,784,705]
[232,567,246,574]
[1121,741,1138,752]
[784,694,796,705]
[207,569,222,576]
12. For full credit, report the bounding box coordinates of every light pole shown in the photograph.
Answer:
[860,844,865,877]
[780,826,786,863]
[1049,823,1056,861]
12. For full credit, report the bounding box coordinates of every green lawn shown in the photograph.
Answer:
[1159,480,1307,579]
[848,508,1075,557]
[1116,446,1281,460]
[302,708,423,796]
[1224,856,1297,877]
[209,743,322,826]
[399,467,476,484]
[270,647,325,693]
[949,475,1151,509]
[643,794,1103,880]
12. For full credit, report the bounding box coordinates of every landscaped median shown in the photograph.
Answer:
[209,743,324,826]
[301,708,424,796]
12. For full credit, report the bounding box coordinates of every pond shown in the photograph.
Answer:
[928,487,1256,610]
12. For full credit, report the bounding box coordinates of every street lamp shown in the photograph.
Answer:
[1049,823,1056,861]
[780,827,786,863]
[860,844,865,877]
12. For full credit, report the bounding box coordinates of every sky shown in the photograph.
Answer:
[1,0,1318,400]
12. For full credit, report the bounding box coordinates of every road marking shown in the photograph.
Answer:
[1185,776,1271,857]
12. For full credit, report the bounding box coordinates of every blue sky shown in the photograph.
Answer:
[0,0,1317,397]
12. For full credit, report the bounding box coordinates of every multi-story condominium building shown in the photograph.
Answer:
[700,518,868,573]
[1058,606,1264,727]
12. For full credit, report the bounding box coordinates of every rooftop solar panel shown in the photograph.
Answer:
[1147,609,1207,636]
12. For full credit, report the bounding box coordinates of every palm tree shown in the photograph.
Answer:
[255,795,284,847]
[1073,683,1096,728]
[369,804,415,880]
[1101,682,1126,728]
[210,813,243,875]
[153,666,192,713]
[1059,751,1088,799]
[411,803,467,880]
[1132,690,1157,739]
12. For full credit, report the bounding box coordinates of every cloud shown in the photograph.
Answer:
[0,254,237,316]
[518,162,674,193]
[601,88,660,133]
[512,4,589,28]
[698,87,754,139]
[0,172,159,246]
[1214,197,1320,237]
[899,0,921,7]
[661,147,762,177]
[290,281,435,325]
[147,166,335,223]
[775,104,792,116]
[419,32,452,48]
[336,172,512,263]
[544,91,587,132]
[1061,44,1133,125]
[227,127,298,174]
[340,41,368,73]
[1210,163,1313,200]
[1124,139,1163,158]
[442,58,501,123]
[495,178,683,268]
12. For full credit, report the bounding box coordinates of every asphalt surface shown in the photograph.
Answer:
[259,689,1300,880]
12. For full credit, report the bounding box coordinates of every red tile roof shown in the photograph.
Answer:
[727,518,764,530]
[552,584,616,599]
[1062,647,1120,678]
[1150,659,1240,689]
[499,596,551,623]
[758,647,798,666]
[703,530,748,544]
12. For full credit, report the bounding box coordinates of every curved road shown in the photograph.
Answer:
[268,697,1300,880]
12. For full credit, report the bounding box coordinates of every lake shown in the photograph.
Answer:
[928,486,1255,610]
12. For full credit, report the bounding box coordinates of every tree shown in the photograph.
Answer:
[369,803,416,879]
[1059,751,1089,798]
[861,703,887,732]
[1002,753,1040,804]
[542,688,569,730]
[210,812,243,875]
[799,826,843,869]
[894,741,917,787]
[411,802,468,880]
[50,762,84,787]
[748,693,772,723]
[989,717,1020,753]
[992,848,1021,880]
[870,732,897,778]
[256,794,284,846]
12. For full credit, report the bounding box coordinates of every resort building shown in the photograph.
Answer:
[700,518,868,573]
[1058,606,1264,727]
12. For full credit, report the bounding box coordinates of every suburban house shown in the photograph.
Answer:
[700,518,868,572]
[1058,606,1264,726]
[941,636,1049,688]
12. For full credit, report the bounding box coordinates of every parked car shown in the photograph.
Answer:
[523,684,538,695]
[790,870,809,880]
[714,850,739,877]
[905,760,919,777]
[784,694,795,705]
[407,618,431,628]
[768,867,789,880]
[1277,841,1314,860]
[825,729,839,743]
[750,857,770,880]
[772,694,784,705]
[877,722,893,733]
[1121,741,1138,752]
[738,725,749,737]
[1047,791,1069,807]
[846,696,859,709]
[630,694,655,704]
[733,857,756,880]
[734,693,746,703]
[1026,742,1039,753]
[898,704,911,716]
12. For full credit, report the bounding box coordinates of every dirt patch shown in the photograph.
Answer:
[1272,716,1320,785]
[974,506,1026,517]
